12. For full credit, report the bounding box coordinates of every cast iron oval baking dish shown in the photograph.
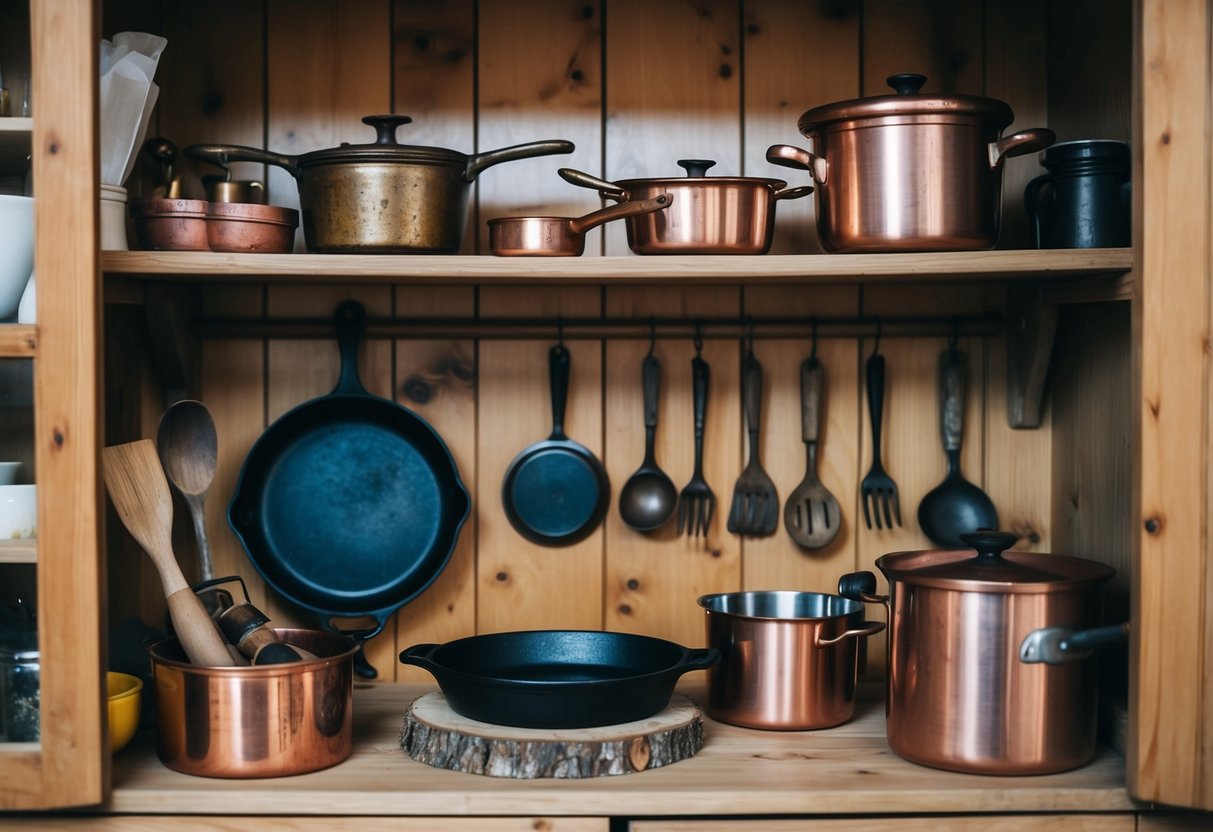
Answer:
[400,630,719,729]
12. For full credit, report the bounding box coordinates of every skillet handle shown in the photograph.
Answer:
[332,300,370,396]
[679,647,720,673]
[398,643,441,670]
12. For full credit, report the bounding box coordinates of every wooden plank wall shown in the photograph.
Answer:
[100,0,1130,682]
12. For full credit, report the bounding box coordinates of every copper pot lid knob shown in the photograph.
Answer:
[958,529,1018,561]
[677,159,716,178]
[887,73,927,95]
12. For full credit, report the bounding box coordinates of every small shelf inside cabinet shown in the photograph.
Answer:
[0,538,37,564]
[100,248,1133,286]
[0,325,36,357]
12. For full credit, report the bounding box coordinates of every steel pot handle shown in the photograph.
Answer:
[774,184,815,201]
[184,143,301,179]
[559,167,628,201]
[398,643,441,670]
[568,193,672,235]
[1019,622,1129,665]
[816,620,886,648]
[765,144,829,186]
[989,128,1056,168]
[464,139,576,182]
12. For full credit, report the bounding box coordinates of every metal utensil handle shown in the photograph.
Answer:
[865,353,885,457]
[691,355,709,474]
[642,353,660,429]
[549,344,571,441]
[332,300,369,396]
[184,143,301,178]
[743,350,763,451]
[465,139,575,181]
[801,356,823,444]
[939,345,965,452]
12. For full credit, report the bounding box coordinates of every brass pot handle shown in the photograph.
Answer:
[766,144,829,186]
[184,144,301,178]
[817,620,886,648]
[464,139,575,181]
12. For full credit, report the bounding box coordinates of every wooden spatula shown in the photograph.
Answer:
[103,439,235,667]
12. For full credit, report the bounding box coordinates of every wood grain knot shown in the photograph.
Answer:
[628,736,652,770]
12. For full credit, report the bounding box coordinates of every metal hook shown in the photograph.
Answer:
[557,317,565,348]
[810,317,819,363]
[949,316,960,349]
[647,317,656,358]
[871,317,882,357]
[746,318,755,355]
[693,321,704,356]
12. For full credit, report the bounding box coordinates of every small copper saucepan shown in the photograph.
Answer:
[488,193,673,256]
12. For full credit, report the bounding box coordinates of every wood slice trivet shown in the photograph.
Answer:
[400,692,704,779]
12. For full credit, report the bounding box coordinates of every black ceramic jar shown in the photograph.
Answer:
[1025,139,1131,249]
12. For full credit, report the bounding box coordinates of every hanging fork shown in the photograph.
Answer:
[859,321,902,529]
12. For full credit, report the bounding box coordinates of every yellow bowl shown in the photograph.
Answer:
[106,671,143,754]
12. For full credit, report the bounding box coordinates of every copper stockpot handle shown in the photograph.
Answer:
[989,128,1056,168]
[185,143,302,179]
[568,193,672,235]
[765,144,829,186]
[464,139,576,181]
[816,620,886,648]
[559,167,628,201]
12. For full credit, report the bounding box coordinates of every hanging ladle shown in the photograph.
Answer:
[917,334,998,547]
[619,329,678,531]
[488,193,672,256]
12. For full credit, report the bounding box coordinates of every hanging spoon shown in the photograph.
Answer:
[157,399,219,582]
[619,339,678,532]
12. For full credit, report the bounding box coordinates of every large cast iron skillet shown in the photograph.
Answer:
[229,301,470,677]
[400,630,719,728]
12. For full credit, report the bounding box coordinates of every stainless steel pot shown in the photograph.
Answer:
[767,73,1055,253]
[559,160,812,254]
[839,530,1120,775]
[149,628,358,778]
[697,590,884,730]
[185,115,574,253]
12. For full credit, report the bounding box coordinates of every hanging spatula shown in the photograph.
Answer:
[103,439,235,667]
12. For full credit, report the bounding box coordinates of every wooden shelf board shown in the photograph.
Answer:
[0,538,37,563]
[0,325,36,357]
[104,682,1135,817]
[101,248,1133,285]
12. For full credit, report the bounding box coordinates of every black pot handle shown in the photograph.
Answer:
[678,159,716,178]
[331,300,370,396]
[959,529,1018,561]
[838,570,876,600]
[1020,622,1129,665]
[398,643,441,670]
[361,114,413,145]
[679,647,720,673]
[887,73,927,95]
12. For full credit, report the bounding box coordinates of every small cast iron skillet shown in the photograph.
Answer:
[501,343,609,545]
[400,630,719,728]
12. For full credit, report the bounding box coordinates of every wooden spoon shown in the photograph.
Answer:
[103,439,234,667]
[156,400,219,582]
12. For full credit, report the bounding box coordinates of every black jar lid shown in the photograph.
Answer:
[1041,139,1130,167]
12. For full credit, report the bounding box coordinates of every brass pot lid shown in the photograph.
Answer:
[298,115,469,167]
[798,73,1015,134]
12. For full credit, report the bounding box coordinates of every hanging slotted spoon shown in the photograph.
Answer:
[784,355,841,548]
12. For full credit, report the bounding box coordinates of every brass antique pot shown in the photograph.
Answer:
[558,160,812,254]
[697,591,884,730]
[840,530,1121,775]
[185,115,573,253]
[149,628,358,778]
[767,73,1055,253]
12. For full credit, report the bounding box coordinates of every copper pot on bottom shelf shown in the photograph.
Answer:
[839,530,1125,775]
[148,628,358,778]
[488,193,672,256]
[697,591,884,730]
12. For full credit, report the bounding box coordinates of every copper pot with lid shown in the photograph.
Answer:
[839,530,1125,775]
[558,160,812,254]
[185,115,574,253]
[767,73,1055,253]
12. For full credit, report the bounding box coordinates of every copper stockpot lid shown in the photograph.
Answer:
[798,73,1016,133]
[875,530,1116,593]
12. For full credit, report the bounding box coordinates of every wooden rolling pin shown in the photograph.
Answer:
[103,439,235,667]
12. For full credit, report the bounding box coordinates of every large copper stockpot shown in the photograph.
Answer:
[767,73,1055,252]
[697,591,884,730]
[149,629,358,778]
[839,530,1120,775]
[185,115,573,253]
[558,160,813,254]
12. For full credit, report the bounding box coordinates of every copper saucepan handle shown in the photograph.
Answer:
[766,144,829,186]
[185,144,302,178]
[559,167,628,201]
[988,128,1056,168]
[568,193,672,235]
[774,184,815,201]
